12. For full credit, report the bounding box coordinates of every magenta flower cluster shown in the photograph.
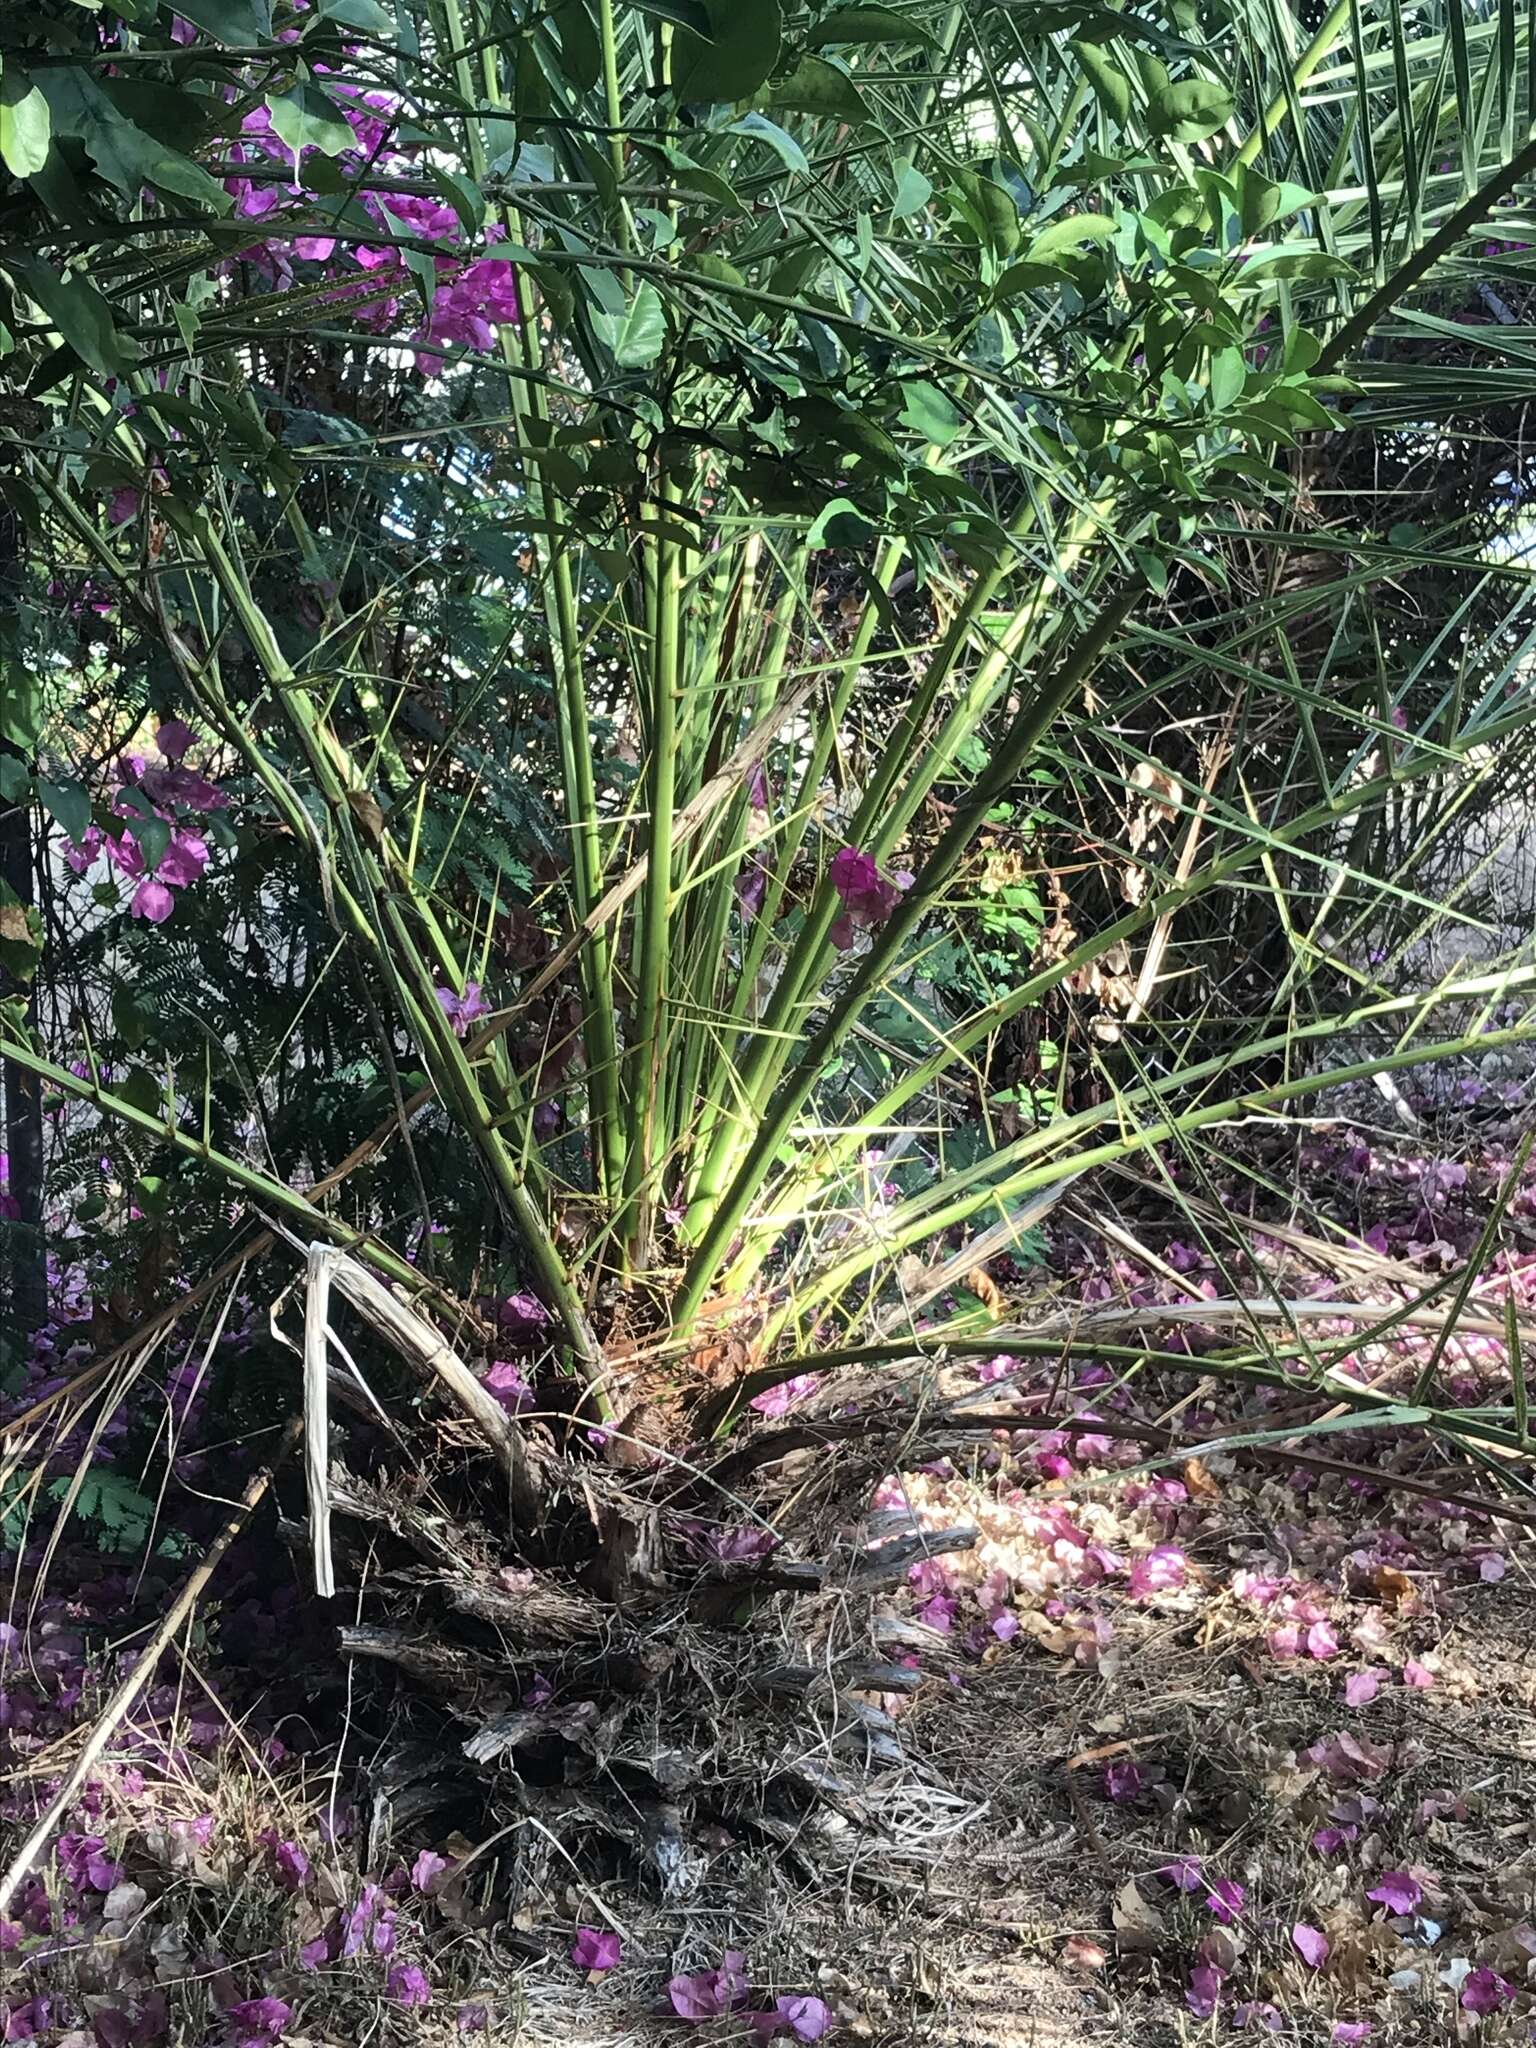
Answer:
[63,722,227,925]
[218,89,521,374]
[828,844,911,951]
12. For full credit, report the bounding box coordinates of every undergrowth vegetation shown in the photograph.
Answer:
[4,0,1536,2039]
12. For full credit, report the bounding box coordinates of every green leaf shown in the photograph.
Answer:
[1207,344,1245,410]
[672,0,783,102]
[37,70,228,210]
[593,281,666,368]
[1072,40,1131,125]
[268,84,355,159]
[947,169,1022,258]
[551,0,601,90]
[17,261,133,377]
[1146,78,1234,141]
[807,496,877,547]
[898,378,962,444]
[315,0,392,27]
[1239,248,1356,281]
[689,250,748,290]
[891,158,931,218]
[0,74,52,179]
[1236,167,1319,239]
[172,0,273,37]
[118,1068,162,1118]
[807,5,938,48]
[1027,211,1117,263]
[769,55,870,124]
[39,779,90,845]
[0,757,29,803]
[0,881,42,985]
[727,112,809,174]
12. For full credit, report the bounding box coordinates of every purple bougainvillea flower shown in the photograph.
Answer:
[1186,1963,1226,2019]
[435,982,492,1035]
[156,720,198,762]
[158,831,208,888]
[1206,1877,1245,1924]
[1460,1967,1514,2015]
[571,1926,622,1972]
[387,1964,431,2007]
[411,1849,452,1893]
[750,1997,832,2041]
[1307,1621,1340,1659]
[482,1361,532,1413]
[57,1833,121,1892]
[456,2006,489,2034]
[497,1290,550,1333]
[1232,2005,1284,2033]
[341,1882,396,1958]
[1402,1658,1435,1689]
[227,1998,293,2047]
[1160,1855,1203,1892]
[827,844,908,949]
[1344,1669,1383,1707]
[1128,1544,1186,1599]
[667,1951,751,2020]
[1103,1759,1143,1804]
[130,877,176,924]
[1292,1923,1329,1968]
[271,1839,309,1892]
[1366,1871,1422,1916]
[1332,2026,1372,2044]
[107,487,141,526]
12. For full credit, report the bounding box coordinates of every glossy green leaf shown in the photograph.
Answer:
[38,779,91,846]
[37,70,227,209]
[1027,211,1117,263]
[593,281,666,368]
[769,55,871,124]
[268,84,356,158]
[898,378,963,444]
[1146,78,1234,141]
[727,112,809,174]
[1072,41,1132,125]
[0,74,51,179]
[18,261,133,377]
[171,0,273,39]
[891,158,931,218]
[671,0,783,102]
[807,5,940,47]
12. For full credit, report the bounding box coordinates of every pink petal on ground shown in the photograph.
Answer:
[1292,1923,1329,1968]
[1344,1669,1383,1707]
[1366,1871,1422,1915]
[571,1927,622,1972]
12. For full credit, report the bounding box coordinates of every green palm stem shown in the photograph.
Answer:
[441,0,625,1206]
[619,466,685,1265]
[183,515,603,1375]
[755,1014,1536,1355]
[682,521,1029,1225]
[673,583,1141,1335]
[668,541,773,1173]
[1235,0,1353,167]
[685,536,893,1191]
[685,494,1117,1235]
[595,0,630,207]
